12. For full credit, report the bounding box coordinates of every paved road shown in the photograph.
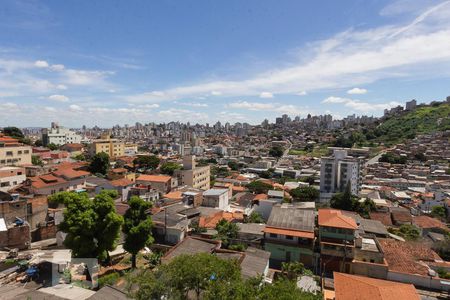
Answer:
[365,149,388,167]
[274,139,292,168]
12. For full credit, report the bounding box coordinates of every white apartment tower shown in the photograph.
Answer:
[319,149,362,202]
[42,123,82,146]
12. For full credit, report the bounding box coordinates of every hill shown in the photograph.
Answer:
[373,102,450,145]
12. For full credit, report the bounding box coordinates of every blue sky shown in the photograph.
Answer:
[1,0,450,127]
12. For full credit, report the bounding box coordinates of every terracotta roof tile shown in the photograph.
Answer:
[137,174,171,183]
[333,272,420,300]
[318,209,358,230]
[413,216,449,231]
[264,226,314,239]
[110,178,134,187]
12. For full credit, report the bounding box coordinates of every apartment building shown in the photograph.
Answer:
[202,188,229,210]
[263,203,315,268]
[41,123,82,146]
[0,166,26,192]
[0,135,32,167]
[136,174,172,194]
[174,155,210,190]
[320,149,362,201]
[88,133,125,158]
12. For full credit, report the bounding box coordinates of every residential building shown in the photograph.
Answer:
[0,166,26,192]
[405,99,417,111]
[174,155,210,190]
[0,134,32,167]
[202,188,229,210]
[264,203,315,268]
[329,272,420,300]
[318,209,358,274]
[320,149,362,201]
[42,123,82,146]
[136,174,172,194]
[88,133,125,158]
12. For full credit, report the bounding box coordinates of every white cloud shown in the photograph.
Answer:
[211,91,222,96]
[123,1,450,103]
[56,84,67,90]
[0,102,19,110]
[180,102,209,107]
[48,94,69,102]
[44,106,57,112]
[157,108,208,121]
[259,92,274,98]
[34,60,49,68]
[50,64,65,71]
[63,69,114,86]
[228,101,306,115]
[322,96,401,112]
[297,91,307,96]
[347,87,367,95]
[69,104,83,111]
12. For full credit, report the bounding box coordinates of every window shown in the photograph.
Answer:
[285,235,293,240]
[6,151,13,156]
[269,233,277,238]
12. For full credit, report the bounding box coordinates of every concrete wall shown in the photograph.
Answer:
[351,260,388,279]
[0,224,31,250]
[387,271,450,292]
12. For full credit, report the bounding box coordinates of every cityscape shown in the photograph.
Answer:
[1,1,450,300]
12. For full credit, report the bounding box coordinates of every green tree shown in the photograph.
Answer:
[123,196,154,268]
[247,181,273,194]
[289,186,319,202]
[73,153,86,161]
[47,143,58,150]
[2,127,24,139]
[90,152,110,175]
[49,191,123,261]
[269,146,284,158]
[215,218,239,247]
[32,155,44,167]
[431,206,446,220]
[388,224,421,241]
[245,212,265,224]
[281,261,305,280]
[133,155,160,170]
[34,139,43,147]
[160,162,181,175]
[330,183,355,211]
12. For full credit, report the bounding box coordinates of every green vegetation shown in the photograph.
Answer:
[330,184,375,217]
[73,153,86,161]
[432,235,450,261]
[244,212,265,224]
[379,152,407,164]
[289,186,319,202]
[289,144,329,158]
[160,162,182,175]
[123,196,154,268]
[47,143,58,150]
[127,253,321,300]
[32,155,44,166]
[375,102,450,145]
[49,190,123,261]
[215,219,239,248]
[90,152,110,175]
[2,126,24,139]
[431,206,446,220]
[133,155,160,170]
[388,224,420,241]
[98,272,121,288]
[269,146,284,158]
[246,181,273,194]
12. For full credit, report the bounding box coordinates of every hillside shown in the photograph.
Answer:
[374,102,450,145]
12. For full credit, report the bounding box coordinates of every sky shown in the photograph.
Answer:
[1,0,450,127]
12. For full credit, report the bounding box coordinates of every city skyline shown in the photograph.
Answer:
[1,0,450,127]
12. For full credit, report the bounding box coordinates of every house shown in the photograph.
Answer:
[390,207,412,225]
[264,203,315,268]
[0,134,32,167]
[136,174,172,194]
[318,209,358,273]
[0,166,26,192]
[267,189,284,202]
[330,272,420,300]
[412,215,449,236]
[202,188,229,210]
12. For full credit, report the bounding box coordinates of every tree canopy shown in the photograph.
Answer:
[269,146,284,158]
[49,190,123,261]
[247,181,273,194]
[2,126,24,139]
[32,155,44,167]
[245,212,265,224]
[127,253,321,300]
[431,206,446,220]
[379,152,407,164]
[289,186,319,202]
[160,162,182,175]
[123,196,154,268]
[133,155,160,170]
[215,219,239,248]
[90,152,110,175]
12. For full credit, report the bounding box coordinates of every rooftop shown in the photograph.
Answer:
[137,174,171,183]
[203,188,229,196]
[266,204,315,232]
[318,209,358,230]
[333,272,420,300]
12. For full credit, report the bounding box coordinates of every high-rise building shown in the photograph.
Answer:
[174,155,210,190]
[319,149,362,202]
[88,132,125,158]
[42,123,82,146]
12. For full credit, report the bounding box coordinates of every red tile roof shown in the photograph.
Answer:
[110,178,134,187]
[369,212,393,226]
[333,272,420,300]
[137,174,171,183]
[29,175,67,189]
[413,216,449,231]
[318,209,358,230]
[264,226,314,239]
[378,239,441,276]
[199,211,244,228]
